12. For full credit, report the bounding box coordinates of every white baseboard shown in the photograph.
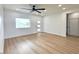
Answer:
[0,52,3,54]
[43,31,66,37]
[5,32,38,39]
[5,32,66,39]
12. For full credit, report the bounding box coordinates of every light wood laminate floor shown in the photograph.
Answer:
[4,32,79,54]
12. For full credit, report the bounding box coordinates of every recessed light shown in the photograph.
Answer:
[62,8,66,10]
[58,4,62,7]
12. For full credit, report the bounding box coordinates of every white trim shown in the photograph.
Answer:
[5,32,37,39]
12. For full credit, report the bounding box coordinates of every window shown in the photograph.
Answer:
[16,18,30,28]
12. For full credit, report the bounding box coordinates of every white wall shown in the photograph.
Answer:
[0,5,4,53]
[4,8,67,39]
[4,9,43,39]
[43,13,66,36]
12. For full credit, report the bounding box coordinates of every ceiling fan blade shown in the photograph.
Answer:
[35,8,45,10]
[36,10,41,13]
[21,8,32,10]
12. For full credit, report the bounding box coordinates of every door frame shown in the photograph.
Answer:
[66,13,69,36]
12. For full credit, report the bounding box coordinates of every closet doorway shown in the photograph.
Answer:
[66,13,79,37]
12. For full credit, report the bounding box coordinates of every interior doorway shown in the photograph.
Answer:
[66,13,79,37]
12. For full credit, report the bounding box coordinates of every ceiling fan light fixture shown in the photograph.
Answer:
[44,10,47,12]
[35,12,39,15]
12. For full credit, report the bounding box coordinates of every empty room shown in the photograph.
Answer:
[0,4,79,54]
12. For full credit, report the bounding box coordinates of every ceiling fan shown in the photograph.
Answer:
[21,5,45,13]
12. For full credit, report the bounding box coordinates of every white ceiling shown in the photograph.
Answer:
[3,4,79,16]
